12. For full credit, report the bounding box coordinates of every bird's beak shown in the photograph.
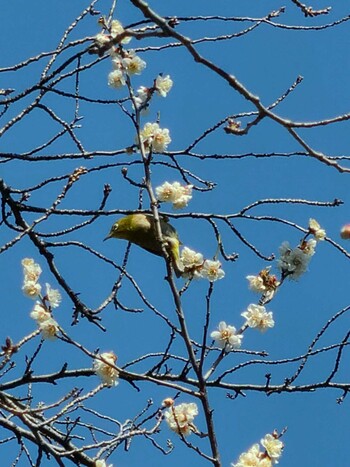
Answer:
[103,232,112,241]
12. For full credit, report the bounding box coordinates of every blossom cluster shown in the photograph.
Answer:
[276,218,326,281]
[156,181,193,210]
[154,182,226,281]
[246,267,279,300]
[93,351,119,387]
[103,22,174,111]
[247,219,325,289]
[163,399,199,436]
[277,239,316,280]
[208,220,327,359]
[96,19,174,153]
[95,19,173,97]
[95,19,132,49]
[308,218,326,241]
[240,219,325,337]
[134,74,173,110]
[138,122,171,153]
[30,301,59,340]
[22,257,42,298]
[22,259,61,340]
[232,432,284,467]
[210,303,274,351]
[180,247,225,282]
[108,49,146,88]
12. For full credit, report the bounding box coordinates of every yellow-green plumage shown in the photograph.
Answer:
[105,214,183,276]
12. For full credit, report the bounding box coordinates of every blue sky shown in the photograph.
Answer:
[1,1,350,466]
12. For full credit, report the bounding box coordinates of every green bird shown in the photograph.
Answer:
[104,213,184,277]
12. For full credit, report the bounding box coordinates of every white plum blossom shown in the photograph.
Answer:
[139,122,157,143]
[225,118,242,135]
[95,460,113,467]
[210,321,243,349]
[180,247,204,278]
[164,402,198,436]
[45,283,61,308]
[147,124,171,152]
[231,443,272,467]
[39,318,59,340]
[156,181,193,209]
[94,33,111,47]
[110,20,123,37]
[155,181,178,202]
[22,281,42,299]
[151,128,171,152]
[121,53,146,75]
[30,302,51,323]
[156,181,182,203]
[139,122,171,152]
[22,258,42,282]
[108,52,145,90]
[108,69,126,88]
[181,247,204,269]
[22,258,42,298]
[232,432,283,467]
[111,57,122,69]
[309,218,326,241]
[260,434,284,464]
[179,247,205,279]
[22,259,61,334]
[247,268,279,297]
[301,238,317,256]
[30,302,59,339]
[241,304,274,332]
[246,275,266,293]
[134,86,150,109]
[277,241,313,280]
[133,74,172,109]
[173,190,193,210]
[93,352,119,387]
[155,74,173,97]
[198,259,225,282]
[110,19,132,44]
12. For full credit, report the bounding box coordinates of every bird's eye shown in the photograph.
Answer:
[113,223,119,232]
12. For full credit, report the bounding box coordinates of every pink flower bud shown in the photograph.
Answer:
[340,224,350,239]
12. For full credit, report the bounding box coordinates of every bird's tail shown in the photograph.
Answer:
[165,237,184,278]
